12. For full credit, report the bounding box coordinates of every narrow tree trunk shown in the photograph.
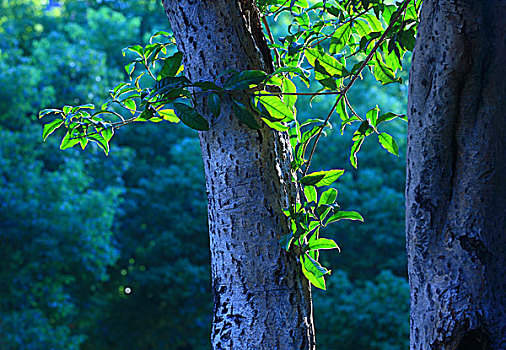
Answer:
[162,1,315,348]
[407,1,506,349]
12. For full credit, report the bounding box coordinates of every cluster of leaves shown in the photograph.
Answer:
[39,0,420,289]
[281,169,364,289]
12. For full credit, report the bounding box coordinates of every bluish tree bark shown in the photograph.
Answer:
[407,0,506,349]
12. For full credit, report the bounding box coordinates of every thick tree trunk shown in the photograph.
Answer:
[407,1,506,349]
[162,1,315,349]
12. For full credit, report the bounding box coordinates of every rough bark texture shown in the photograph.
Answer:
[162,1,315,349]
[407,0,506,349]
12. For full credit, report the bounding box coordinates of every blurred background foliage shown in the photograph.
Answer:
[0,0,408,349]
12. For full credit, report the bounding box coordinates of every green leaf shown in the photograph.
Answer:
[326,211,364,225]
[123,99,136,114]
[318,188,337,205]
[288,121,301,149]
[74,103,94,110]
[158,108,180,123]
[272,66,310,87]
[350,135,364,168]
[158,51,184,79]
[62,105,72,114]
[398,28,416,51]
[279,233,294,251]
[306,48,346,77]
[101,127,114,142]
[376,112,405,125]
[308,238,340,251]
[39,109,61,119]
[302,253,330,278]
[301,169,344,187]
[149,30,172,43]
[153,76,191,93]
[59,132,80,150]
[335,97,348,121]
[125,62,136,76]
[232,100,260,130]
[378,132,399,156]
[42,119,64,141]
[87,133,109,155]
[366,106,379,127]
[223,70,267,90]
[353,18,372,37]
[262,118,289,131]
[304,186,317,203]
[208,93,221,118]
[256,92,294,121]
[79,137,88,150]
[282,77,297,109]
[192,81,221,90]
[372,53,401,85]
[329,24,351,54]
[363,14,384,32]
[125,44,144,57]
[300,173,325,186]
[173,103,209,131]
[300,256,326,290]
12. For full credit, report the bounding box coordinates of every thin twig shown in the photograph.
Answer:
[303,0,412,175]
[344,95,363,122]
[262,16,281,68]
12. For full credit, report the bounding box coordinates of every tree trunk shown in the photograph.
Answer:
[407,0,506,349]
[162,1,315,349]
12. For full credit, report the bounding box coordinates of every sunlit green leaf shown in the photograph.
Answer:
[59,132,80,150]
[308,238,340,251]
[38,109,62,119]
[157,108,180,123]
[87,133,109,155]
[350,135,364,168]
[42,119,64,141]
[262,118,289,131]
[256,92,294,121]
[319,188,337,205]
[300,256,326,290]
[326,211,364,225]
[302,253,330,278]
[304,186,317,203]
[306,48,347,77]
[378,132,399,155]
[330,24,351,54]
[366,106,379,127]
[301,169,344,187]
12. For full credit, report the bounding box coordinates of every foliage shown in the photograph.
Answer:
[39,0,420,290]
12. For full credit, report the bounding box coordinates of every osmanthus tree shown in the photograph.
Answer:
[39,0,419,348]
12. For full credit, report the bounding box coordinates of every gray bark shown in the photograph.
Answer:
[161,1,315,349]
[407,0,506,349]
